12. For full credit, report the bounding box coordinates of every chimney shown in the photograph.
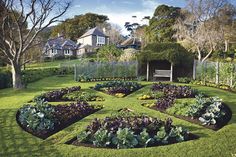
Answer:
[103,28,106,34]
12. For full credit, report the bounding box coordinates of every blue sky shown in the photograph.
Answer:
[62,0,236,34]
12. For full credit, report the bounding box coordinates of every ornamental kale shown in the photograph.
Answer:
[77,109,193,149]
[62,91,104,101]
[155,96,175,110]
[94,81,142,96]
[111,128,138,149]
[18,99,57,132]
[93,129,113,147]
[137,129,154,147]
[199,97,225,125]
[35,86,81,102]
[151,82,197,98]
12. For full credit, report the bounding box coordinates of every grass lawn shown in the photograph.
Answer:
[24,59,84,69]
[0,75,236,157]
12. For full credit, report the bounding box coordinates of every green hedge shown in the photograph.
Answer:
[0,69,12,89]
[0,67,74,89]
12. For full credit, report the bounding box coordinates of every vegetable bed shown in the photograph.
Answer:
[142,83,232,130]
[93,81,143,98]
[67,108,198,149]
[16,99,102,139]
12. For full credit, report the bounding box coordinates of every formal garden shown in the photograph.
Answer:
[1,43,236,156]
[1,0,236,157]
[1,75,236,156]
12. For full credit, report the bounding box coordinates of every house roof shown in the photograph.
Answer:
[79,27,106,38]
[45,36,78,50]
[120,37,141,46]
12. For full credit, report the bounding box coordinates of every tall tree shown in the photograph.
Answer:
[98,45,122,62]
[174,0,234,61]
[51,13,108,41]
[0,0,71,89]
[97,23,124,45]
[145,5,181,43]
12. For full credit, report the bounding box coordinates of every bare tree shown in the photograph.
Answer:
[97,23,124,45]
[174,0,230,62]
[0,0,71,89]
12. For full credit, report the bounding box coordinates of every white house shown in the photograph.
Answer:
[77,27,109,56]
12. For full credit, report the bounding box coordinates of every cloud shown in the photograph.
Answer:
[142,0,161,10]
[103,0,161,34]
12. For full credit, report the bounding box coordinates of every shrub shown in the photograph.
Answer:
[177,77,191,83]
[0,69,12,89]
[22,67,73,84]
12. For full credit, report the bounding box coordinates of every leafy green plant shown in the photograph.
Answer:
[93,129,113,147]
[18,99,57,132]
[137,129,153,147]
[186,94,207,117]
[77,131,92,143]
[111,128,138,149]
[155,127,169,144]
[168,127,186,142]
[199,97,225,125]
[62,91,104,101]
[177,77,191,83]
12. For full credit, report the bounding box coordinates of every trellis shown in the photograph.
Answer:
[63,61,138,81]
[193,60,236,87]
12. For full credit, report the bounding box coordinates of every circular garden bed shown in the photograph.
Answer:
[141,83,232,130]
[16,82,232,150]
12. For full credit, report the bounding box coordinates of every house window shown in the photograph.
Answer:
[64,49,70,55]
[97,36,105,46]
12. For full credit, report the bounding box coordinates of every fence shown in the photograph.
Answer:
[193,60,236,87]
[60,61,138,81]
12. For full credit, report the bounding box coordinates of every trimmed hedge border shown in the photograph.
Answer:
[0,67,73,89]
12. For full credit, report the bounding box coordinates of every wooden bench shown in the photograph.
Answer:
[153,70,173,81]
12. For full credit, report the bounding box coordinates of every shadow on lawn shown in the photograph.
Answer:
[0,109,62,157]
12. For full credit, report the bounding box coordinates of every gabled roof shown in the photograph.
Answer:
[45,36,77,50]
[79,27,106,38]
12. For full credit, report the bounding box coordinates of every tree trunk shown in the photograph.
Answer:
[11,62,24,89]
[196,46,202,61]
[224,40,228,52]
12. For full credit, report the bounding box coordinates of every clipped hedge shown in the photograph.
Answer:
[138,42,193,65]
[22,67,73,84]
[0,67,73,89]
[0,69,12,89]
